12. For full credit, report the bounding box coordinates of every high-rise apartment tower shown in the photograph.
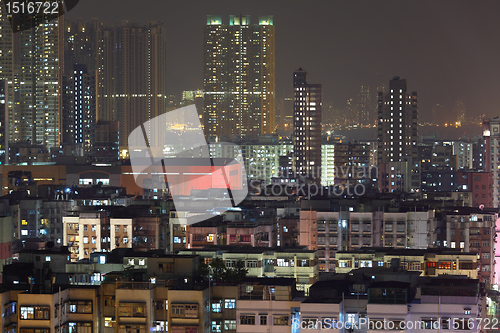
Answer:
[203,15,275,140]
[293,68,322,182]
[377,77,419,192]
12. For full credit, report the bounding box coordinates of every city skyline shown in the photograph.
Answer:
[64,0,500,122]
[0,1,499,329]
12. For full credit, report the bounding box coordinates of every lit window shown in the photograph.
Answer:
[225,299,236,309]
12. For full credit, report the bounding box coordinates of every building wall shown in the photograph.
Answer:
[115,288,154,333]
[335,251,478,279]
[0,216,12,283]
[378,161,411,193]
[453,141,474,170]
[0,165,67,196]
[237,298,301,333]
[483,118,500,207]
[321,144,335,186]
[167,289,208,333]
[299,302,343,333]
[457,171,493,208]
[445,212,496,284]
[299,210,435,272]
[110,218,133,250]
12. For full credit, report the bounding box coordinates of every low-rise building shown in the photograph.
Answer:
[236,278,300,333]
[299,209,436,272]
[63,211,110,261]
[179,246,318,295]
[456,171,493,208]
[335,248,478,279]
[443,207,497,284]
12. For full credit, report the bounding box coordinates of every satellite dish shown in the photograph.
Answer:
[479,204,484,210]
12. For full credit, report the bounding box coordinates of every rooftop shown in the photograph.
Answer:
[181,245,315,254]
[335,247,477,256]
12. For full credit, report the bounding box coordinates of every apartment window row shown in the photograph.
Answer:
[115,237,129,245]
[226,258,310,268]
[228,235,251,242]
[317,220,340,232]
[67,223,80,231]
[276,259,310,267]
[318,237,338,245]
[192,234,215,242]
[63,322,92,333]
[351,237,372,246]
[239,314,289,326]
[470,241,490,248]
[114,225,128,233]
[118,302,146,318]
[211,299,236,313]
[427,261,474,270]
[224,320,236,330]
[68,301,92,314]
[171,304,198,319]
[82,237,97,244]
[127,258,146,266]
[449,241,466,249]
[339,260,423,270]
[20,306,50,320]
[82,224,97,232]
[158,263,174,273]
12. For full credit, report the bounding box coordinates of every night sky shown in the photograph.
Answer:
[66,0,500,123]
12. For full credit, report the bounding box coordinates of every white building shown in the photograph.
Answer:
[321,144,335,186]
[110,218,133,250]
[237,278,301,333]
[241,143,293,184]
[63,212,109,261]
[451,140,473,170]
[299,210,436,272]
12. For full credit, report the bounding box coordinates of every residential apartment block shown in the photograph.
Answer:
[299,209,436,272]
[444,208,497,284]
[335,248,478,279]
[179,246,318,295]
